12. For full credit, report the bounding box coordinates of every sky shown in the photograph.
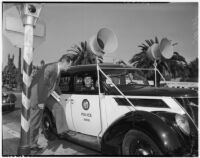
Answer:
[2,2,198,69]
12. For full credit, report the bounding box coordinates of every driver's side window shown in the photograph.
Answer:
[73,73,98,95]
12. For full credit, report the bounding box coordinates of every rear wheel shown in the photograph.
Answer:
[122,129,163,156]
[42,108,57,140]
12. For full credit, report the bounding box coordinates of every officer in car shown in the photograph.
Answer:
[81,75,95,91]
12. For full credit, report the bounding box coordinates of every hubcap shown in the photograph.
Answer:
[131,139,153,155]
[135,148,150,155]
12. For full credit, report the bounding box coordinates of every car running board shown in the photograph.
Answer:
[60,131,101,152]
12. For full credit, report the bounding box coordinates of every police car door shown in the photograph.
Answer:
[70,73,101,136]
[58,73,76,131]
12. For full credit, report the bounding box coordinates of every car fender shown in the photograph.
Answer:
[44,96,61,125]
[45,95,60,112]
[101,110,182,155]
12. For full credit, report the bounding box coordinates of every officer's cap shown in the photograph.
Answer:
[59,52,77,61]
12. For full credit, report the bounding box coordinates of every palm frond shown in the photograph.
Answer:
[170,52,187,64]
[131,37,189,81]
[138,45,148,51]
[155,36,159,43]
[67,49,79,55]
[150,39,154,45]
[145,40,152,46]
[141,43,148,47]
[68,40,98,65]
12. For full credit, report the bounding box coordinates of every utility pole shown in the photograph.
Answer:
[3,4,45,154]
[17,3,42,155]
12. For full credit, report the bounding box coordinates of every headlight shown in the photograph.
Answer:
[175,114,190,135]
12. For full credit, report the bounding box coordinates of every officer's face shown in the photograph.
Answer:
[84,77,93,87]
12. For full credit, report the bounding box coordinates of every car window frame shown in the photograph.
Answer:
[72,71,99,95]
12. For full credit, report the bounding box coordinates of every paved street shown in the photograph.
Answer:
[2,92,100,156]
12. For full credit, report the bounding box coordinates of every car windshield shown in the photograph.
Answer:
[101,68,150,87]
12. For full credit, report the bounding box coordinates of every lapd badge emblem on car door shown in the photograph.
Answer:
[82,99,90,110]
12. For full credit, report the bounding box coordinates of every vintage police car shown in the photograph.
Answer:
[42,64,198,156]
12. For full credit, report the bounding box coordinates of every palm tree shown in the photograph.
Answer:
[167,52,188,79]
[185,58,198,82]
[129,37,188,85]
[67,41,103,65]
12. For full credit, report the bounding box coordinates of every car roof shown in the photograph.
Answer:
[63,63,131,74]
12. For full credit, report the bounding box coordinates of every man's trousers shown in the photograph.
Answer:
[30,96,68,147]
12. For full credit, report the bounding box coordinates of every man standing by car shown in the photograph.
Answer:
[29,53,75,151]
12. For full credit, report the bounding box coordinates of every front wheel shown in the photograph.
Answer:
[122,129,163,156]
[42,109,57,140]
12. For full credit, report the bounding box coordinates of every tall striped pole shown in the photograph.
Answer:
[17,4,42,155]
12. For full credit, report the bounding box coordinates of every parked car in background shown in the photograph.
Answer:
[2,86,16,111]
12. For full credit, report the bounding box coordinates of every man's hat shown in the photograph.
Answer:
[59,51,77,61]
[66,51,77,60]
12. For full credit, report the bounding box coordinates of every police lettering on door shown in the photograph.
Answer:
[81,99,92,121]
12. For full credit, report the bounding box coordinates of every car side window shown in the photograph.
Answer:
[73,73,98,95]
[74,76,84,92]
[59,73,72,94]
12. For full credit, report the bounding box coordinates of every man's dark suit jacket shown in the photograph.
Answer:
[30,62,59,108]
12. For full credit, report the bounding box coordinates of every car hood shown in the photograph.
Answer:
[108,85,197,97]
